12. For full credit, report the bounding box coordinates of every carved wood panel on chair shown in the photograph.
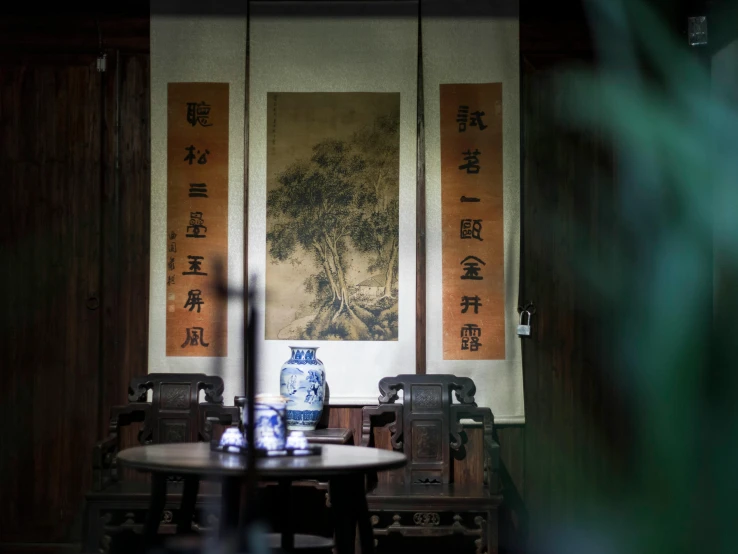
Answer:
[362,374,502,553]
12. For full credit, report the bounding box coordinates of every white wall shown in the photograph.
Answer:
[423,0,524,423]
[149,9,247,398]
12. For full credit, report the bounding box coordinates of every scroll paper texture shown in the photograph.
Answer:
[423,2,524,423]
[249,2,417,403]
[166,83,229,357]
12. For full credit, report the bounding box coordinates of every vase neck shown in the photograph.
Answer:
[290,347,318,362]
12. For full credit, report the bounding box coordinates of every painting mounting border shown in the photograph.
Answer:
[247,1,419,405]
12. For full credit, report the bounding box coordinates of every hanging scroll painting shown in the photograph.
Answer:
[166,82,229,357]
[265,92,400,342]
[249,1,417,403]
[423,1,523,423]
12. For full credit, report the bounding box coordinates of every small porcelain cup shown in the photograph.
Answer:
[219,427,246,452]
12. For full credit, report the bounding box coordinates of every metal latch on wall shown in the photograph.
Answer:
[688,16,707,46]
[517,302,535,337]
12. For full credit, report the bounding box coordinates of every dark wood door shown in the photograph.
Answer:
[0,53,150,549]
[0,62,104,543]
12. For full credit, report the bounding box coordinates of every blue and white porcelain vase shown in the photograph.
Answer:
[279,346,325,431]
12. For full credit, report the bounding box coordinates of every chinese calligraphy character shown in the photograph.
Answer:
[460,255,486,280]
[169,242,177,253]
[184,145,196,164]
[182,255,207,276]
[457,105,469,132]
[459,149,481,174]
[181,326,210,348]
[184,145,210,165]
[460,295,482,314]
[470,110,487,130]
[189,183,208,198]
[168,257,175,271]
[460,323,482,351]
[186,101,212,127]
[169,231,177,240]
[183,289,205,313]
[457,106,488,132]
[167,275,175,286]
[460,196,480,202]
[460,219,484,241]
[186,212,207,238]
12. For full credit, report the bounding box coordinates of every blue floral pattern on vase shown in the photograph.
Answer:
[279,346,326,431]
[305,370,325,404]
[288,348,321,365]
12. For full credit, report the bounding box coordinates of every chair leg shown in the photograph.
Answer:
[486,509,498,554]
[81,501,105,554]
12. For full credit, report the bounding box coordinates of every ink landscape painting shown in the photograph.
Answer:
[266,92,400,341]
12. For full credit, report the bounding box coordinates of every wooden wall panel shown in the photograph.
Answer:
[0,63,103,543]
[519,65,629,551]
[323,405,364,446]
[0,52,151,549]
[0,16,149,62]
[100,54,151,439]
[102,54,153,485]
[496,426,526,554]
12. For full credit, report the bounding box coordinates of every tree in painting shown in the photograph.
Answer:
[267,111,400,341]
[350,114,400,299]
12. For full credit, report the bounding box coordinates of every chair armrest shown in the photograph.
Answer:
[361,404,403,449]
[234,396,248,421]
[91,403,151,491]
[201,403,241,441]
[110,402,152,444]
[485,437,501,490]
[91,433,120,491]
[450,405,498,487]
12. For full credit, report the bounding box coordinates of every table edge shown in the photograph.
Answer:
[116,443,406,478]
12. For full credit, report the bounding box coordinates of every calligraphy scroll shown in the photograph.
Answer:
[166,83,229,356]
[441,83,503,360]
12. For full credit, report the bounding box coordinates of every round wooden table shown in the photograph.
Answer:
[117,443,406,553]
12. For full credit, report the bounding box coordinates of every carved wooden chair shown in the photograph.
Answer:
[361,374,502,554]
[83,373,240,554]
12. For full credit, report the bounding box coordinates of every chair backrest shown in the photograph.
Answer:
[123,373,229,444]
[374,374,480,486]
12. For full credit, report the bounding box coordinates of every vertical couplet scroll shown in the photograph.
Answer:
[440,83,504,361]
[166,83,229,357]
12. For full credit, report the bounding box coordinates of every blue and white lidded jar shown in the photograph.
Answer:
[279,346,326,431]
[241,394,288,451]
